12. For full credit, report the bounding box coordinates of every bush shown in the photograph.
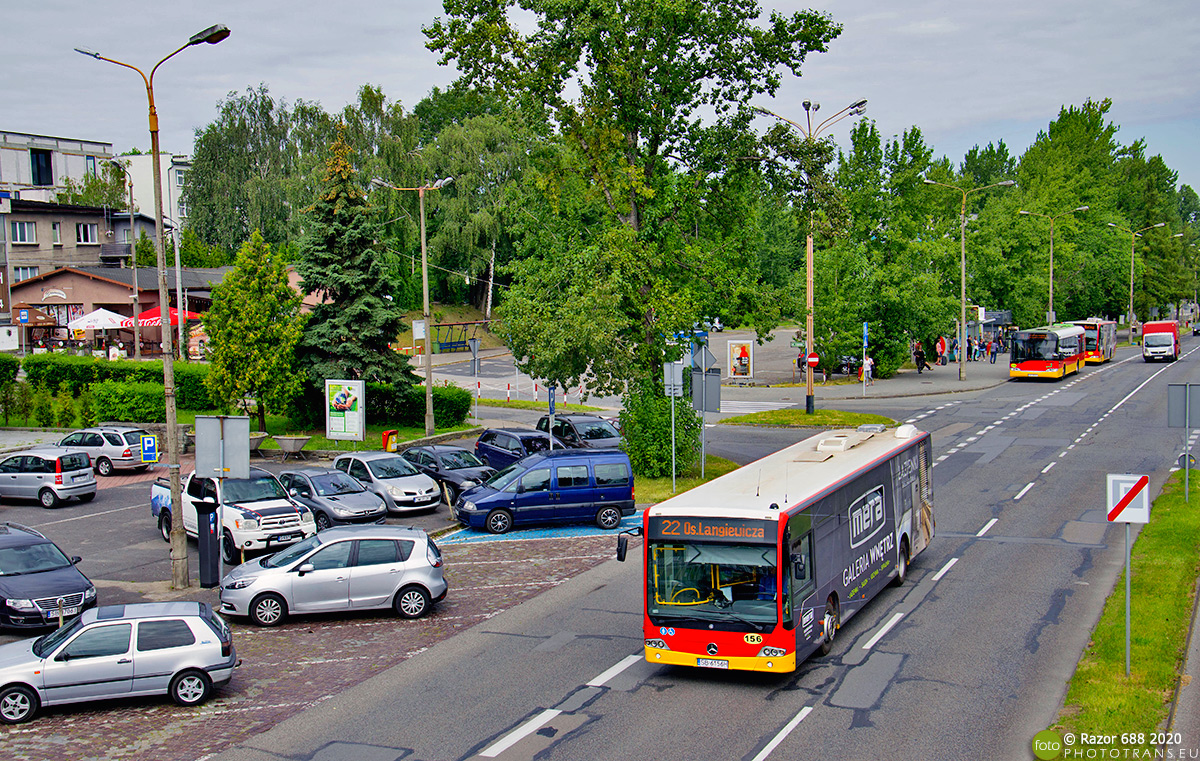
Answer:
[78,387,97,428]
[0,353,18,384]
[22,354,99,395]
[432,384,471,427]
[92,380,166,423]
[54,382,75,428]
[13,381,32,426]
[173,362,214,410]
[32,386,54,428]
[618,379,701,477]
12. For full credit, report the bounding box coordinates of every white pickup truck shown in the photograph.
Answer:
[151,468,316,563]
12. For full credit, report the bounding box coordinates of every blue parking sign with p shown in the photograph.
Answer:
[141,435,159,464]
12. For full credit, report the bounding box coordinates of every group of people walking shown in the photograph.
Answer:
[913,334,1006,373]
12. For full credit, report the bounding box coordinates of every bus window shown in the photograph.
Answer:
[791,533,815,600]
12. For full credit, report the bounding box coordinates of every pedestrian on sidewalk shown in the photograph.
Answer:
[863,355,874,385]
[914,344,930,374]
[989,338,999,364]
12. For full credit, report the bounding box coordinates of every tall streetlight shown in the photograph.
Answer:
[1018,205,1088,323]
[754,98,867,414]
[1108,221,1166,343]
[77,24,230,589]
[107,159,144,359]
[370,177,455,436]
[922,178,1016,380]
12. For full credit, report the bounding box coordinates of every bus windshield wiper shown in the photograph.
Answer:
[663,609,765,632]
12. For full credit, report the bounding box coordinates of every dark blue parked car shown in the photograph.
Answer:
[473,428,567,471]
[454,449,635,534]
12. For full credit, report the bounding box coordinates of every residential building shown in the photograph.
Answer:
[0,131,114,202]
[124,152,190,251]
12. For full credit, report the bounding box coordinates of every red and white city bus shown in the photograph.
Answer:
[1072,319,1117,364]
[1009,324,1086,379]
[617,425,934,673]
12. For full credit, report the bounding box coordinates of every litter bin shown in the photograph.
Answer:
[196,498,221,588]
[382,429,400,452]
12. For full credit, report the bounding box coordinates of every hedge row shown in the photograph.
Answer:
[20,354,214,410]
[91,380,166,423]
[0,354,18,384]
[289,380,471,431]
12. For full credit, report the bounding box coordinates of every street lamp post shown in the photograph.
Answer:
[754,98,867,414]
[922,178,1016,380]
[108,159,142,359]
[1108,221,1166,343]
[77,24,230,589]
[1018,205,1088,323]
[370,177,455,436]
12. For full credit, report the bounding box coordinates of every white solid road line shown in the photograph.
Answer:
[586,654,642,687]
[480,709,563,758]
[750,706,814,761]
[932,557,959,581]
[976,519,998,537]
[862,612,905,651]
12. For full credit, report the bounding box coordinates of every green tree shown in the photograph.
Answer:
[293,134,417,387]
[57,160,127,208]
[179,227,228,267]
[33,386,53,428]
[54,382,75,428]
[134,229,176,269]
[13,381,32,426]
[203,230,305,432]
[77,387,96,428]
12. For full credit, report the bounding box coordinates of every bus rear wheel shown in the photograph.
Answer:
[892,538,909,587]
[819,596,840,656]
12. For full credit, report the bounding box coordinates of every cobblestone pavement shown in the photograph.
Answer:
[1,533,622,761]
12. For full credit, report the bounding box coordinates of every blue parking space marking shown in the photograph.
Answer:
[438,513,642,545]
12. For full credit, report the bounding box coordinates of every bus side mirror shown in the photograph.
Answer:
[617,535,628,562]
[791,553,806,579]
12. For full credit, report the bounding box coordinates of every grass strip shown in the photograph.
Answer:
[634,455,740,505]
[719,409,895,428]
[1054,470,1200,750]
[473,398,606,413]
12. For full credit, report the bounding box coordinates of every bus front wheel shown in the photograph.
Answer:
[819,596,840,656]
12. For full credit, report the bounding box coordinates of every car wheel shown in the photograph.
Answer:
[169,669,212,706]
[77,493,95,503]
[221,530,238,565]
[158,511,172,542]
[443,482,457,506]
[892,538,909,587]
[0,684,38,724]
[595,506,622,530]
[819,595,840,657]
[314,511,332,532]
[394,586,431,619]
[250,593,287,627]
[485,509,513,534]
[96,457,114,477]
[38,488,59,509]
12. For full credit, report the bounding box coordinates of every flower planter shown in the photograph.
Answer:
[272,435,311,461]
[248,433,268,456]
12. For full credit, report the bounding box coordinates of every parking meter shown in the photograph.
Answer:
[196,498,221,588]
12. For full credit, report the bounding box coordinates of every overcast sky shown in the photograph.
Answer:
[8,1,1198,191]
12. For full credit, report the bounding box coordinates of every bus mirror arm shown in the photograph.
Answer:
[615,526,644,562]
[791,553,806,579]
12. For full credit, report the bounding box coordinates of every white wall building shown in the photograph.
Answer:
[0,131,114,202]
[124,152,191,251]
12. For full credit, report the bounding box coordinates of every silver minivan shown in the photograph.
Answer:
[0,447,96,508]
[0,601,237,724]
[218,525,447,626]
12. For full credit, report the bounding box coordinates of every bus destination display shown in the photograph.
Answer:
[648,516,774,544]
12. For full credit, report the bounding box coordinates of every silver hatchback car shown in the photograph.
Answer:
[332,452,441,514]
[218,525,447,627]
[0,601,237,724]
[0,447,96,508]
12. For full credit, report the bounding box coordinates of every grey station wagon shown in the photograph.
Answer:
[0,601,237,724]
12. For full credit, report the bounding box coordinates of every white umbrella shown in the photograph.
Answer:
[67,308,130,331]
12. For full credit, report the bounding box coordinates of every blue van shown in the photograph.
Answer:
[453,449,635,534]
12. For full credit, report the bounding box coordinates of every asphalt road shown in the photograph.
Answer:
[2,339,1193,760]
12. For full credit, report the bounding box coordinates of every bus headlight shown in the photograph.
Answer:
[646,638,668,650]
[757,646,787,658]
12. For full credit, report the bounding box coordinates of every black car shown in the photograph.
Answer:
[474,428,568,471]
[535,414,623,450]
[401,444,498,505]
[0,523,97,629]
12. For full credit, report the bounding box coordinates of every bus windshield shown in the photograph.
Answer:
[647,542,778,628]
[1011,334,1057,362]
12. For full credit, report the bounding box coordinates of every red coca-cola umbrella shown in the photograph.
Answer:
[123,306,202,327]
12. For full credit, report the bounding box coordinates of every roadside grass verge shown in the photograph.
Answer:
[1053,470,1200,750]
[473,398,606,413]
[720,409,895,428]
[174,410,475,452]
[635,454,740,505]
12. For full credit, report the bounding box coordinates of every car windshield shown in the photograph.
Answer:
[33,616,84,658]
[441,450,485,470]
[263,534,322,568]
[577,420,620,440]
[484,463,522,491]
[367,457,419,479]
[223,474,288,504]
[1145,334,1174,347]
[311,472,364,496]
[0,542,74,576]
[647,542,779,627]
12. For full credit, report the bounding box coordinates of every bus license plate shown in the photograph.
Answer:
[697,658,729,669]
